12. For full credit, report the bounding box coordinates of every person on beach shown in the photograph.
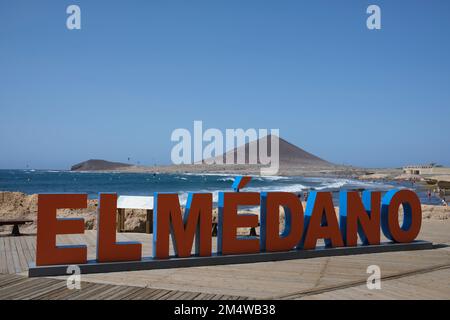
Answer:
[427,190,432,200]
[303,192,308,202]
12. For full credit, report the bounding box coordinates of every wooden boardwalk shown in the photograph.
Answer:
[0,274,249,300]
[0,234,35,274]
[1,219,450,299]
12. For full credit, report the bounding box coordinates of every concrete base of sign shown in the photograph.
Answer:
[28,240,433,277]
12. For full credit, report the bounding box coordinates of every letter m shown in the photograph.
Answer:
[153,193,212,258]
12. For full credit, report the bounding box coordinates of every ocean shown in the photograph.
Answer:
[0,170,442,205]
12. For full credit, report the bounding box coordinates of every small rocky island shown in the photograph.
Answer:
[71,159,132,171]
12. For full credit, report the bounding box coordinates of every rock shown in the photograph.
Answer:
[71,159,132,171]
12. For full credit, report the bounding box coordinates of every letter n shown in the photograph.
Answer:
[299,192,344,250]
[153,193,212,258]
[339,191,381,246]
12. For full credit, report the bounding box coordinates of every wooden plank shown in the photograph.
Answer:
[201,293,218,300]
[126,287,162,300]
[0,274,10,281]
[3,237,11,273]
[104,285,143,300]
[118,209,122,232]
[24,236,36,269]
[0,274,28,288]
[0,277,40,299]
[70,283,112,300]
[0,237,7,274]
[2,278,56,300]
[10,237,23,273]
[34,285,77,300]
[20,236,34,266]
[193,293,212,300]
[0,219,33,225]
[28,235,36,252]
[88,285,132,300]
[18,237,29,263]
[113,286,148,300]
[176,291,202,300]
[13,236,29,272]
[4,237,18,274]
[54,282,99,300]
[46,282,98,300]
[146,289,172,300]
[159,290,185,300]
[0,274,270,300]
[27,281,68,300]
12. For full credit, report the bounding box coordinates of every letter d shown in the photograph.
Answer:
[260,192,304,252]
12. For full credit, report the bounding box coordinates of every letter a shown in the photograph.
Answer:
[366,5,381,30]
[66,5,81,30]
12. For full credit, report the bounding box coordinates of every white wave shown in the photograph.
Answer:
[314,178,394,191]
[177,190,220,204]
[183,172,239,177]
[217,177,235,182]
[315,180,347,190]
[176,182,307,205]
[252,175,290,181]
[247,183,307,193]
[183,172,289,181]
[156,177,394,207]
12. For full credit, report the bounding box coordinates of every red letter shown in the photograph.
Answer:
[260,192,304,252]
[97,193,142,262]
[381,189,422,243]
[218,192,260,255]
[339,191,381,246]
[36,194,87,266]
[154,193,212,259]
[301,192,344,250]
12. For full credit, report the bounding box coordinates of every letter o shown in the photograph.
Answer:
[381,189,422,243]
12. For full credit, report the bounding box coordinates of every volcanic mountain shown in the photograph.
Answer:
[206,135,333,168]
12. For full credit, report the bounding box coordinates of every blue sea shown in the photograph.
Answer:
[0,170,442,205]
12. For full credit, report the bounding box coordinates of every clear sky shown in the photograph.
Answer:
[1,0,449,169]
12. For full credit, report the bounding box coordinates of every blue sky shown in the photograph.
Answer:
[1,0,449,169]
